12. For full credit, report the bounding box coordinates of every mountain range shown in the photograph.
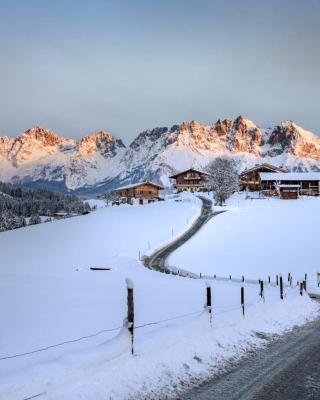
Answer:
[0,116,320,194]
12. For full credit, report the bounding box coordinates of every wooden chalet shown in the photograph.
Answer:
[53,211,68,219]
[169,168,209,192]
[240,163,287,191]
[260,172,320,198]
[114,181,164,205]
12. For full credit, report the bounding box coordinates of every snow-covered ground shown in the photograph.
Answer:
[86,198,107,209]
[0,192,319,400]
[170,192,320,289]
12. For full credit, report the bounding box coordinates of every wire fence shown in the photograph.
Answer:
[0,272,308,363]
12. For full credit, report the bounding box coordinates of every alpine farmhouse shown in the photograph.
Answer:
[114,181,163,205]
[169,168,209,192]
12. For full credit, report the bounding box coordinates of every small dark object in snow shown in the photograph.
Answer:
[90,267,111,271]
[82,210,91,215]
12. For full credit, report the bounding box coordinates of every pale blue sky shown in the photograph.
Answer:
[0,0,319,142]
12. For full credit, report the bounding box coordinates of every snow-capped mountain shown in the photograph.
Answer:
[0,117,320,193]
[0,126,126,192]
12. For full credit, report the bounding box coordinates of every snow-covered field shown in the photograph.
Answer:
[0,193,319,400]
[170,193,320,288]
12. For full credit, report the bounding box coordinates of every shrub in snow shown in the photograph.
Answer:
[205,157,239,206]
[29,215,42,225]
[0,209,26,231]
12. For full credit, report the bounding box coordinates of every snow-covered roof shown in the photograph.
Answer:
[260,172,320,181]
[169,168,210,179]
[114,181,164,191]
[279,184,300,188]
[241,163,287,176]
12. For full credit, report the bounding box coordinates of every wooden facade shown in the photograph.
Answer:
[260,173,320,198]
[240,163,287,191]
[115,181,163,204]
[278,185,300,199]
[169,168,209,192]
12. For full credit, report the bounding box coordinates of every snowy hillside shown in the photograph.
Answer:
[170,193,320,282]
[0,193,319,399]
[0,117,320,193]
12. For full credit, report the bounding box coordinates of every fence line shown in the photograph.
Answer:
[156,264,300,289]
[1,272,308,362]
[0,310,205,362]
[0,325,123,361]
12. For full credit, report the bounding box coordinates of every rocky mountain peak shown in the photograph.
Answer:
[129,127,168,150]
[17,126,62,147]
[268,121,320,160]
[214,118,233,136]
[227,116,262,154]
[78,130,125,158]
[0,136,14,157]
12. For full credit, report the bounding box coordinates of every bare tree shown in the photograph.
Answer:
[205,157,239,206]
[103,190,120,205]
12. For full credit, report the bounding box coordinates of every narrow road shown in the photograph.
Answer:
[144,196,320,400]
[143,196,222,273]
[183,316,320,400]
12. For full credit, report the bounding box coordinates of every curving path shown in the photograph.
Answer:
[143,196,224,275]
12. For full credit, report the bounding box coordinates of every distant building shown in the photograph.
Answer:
[240,163,287,191]
[53,211,68,219]
[169,168,209,192]
[114,181,164,205]
[260,172,320,198]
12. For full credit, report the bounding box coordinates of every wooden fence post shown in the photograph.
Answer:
[205,281,212,326]
[280,275,284,300]
[268,276,271,284]
[276,275,279,286]
[303,280,307,292]
[260,280,264,301]
[126,278,134,355]
[229,275,232,280]
[241,286,245,317]
[288,272,291,282]
[242,275,244,283]
[200,272,202,279]
[300,282,303,296]
[290,276,292,287]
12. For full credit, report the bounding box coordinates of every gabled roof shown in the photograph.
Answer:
[114,181,164,191]
[260,172,320,181]
[169,168,210,179]
[240,163,287,176]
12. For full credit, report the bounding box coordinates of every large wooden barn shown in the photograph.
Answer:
[240,163,287,191]
[114,181,163,205]
[169,168,209,192]
[260,172,320,198]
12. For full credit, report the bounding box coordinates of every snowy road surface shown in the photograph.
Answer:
[184,314,320,400]
[144,195,216,272]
